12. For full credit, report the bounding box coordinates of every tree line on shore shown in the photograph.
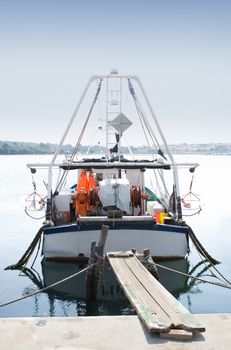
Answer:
[0,141,104,155]
[1,140,231,155]
[0,141,155,155]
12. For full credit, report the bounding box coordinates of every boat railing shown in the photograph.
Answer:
[26,162,199,170]
[78,215,154,223]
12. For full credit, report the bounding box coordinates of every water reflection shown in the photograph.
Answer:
[18,256,214,317]
[42,259,135,316]
[156,259,215,300]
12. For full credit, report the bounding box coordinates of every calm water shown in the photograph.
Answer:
[0,154,231,317]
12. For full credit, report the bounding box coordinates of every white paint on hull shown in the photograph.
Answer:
[43,228,188,259]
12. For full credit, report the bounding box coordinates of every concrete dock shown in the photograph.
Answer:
[1,314,231,349]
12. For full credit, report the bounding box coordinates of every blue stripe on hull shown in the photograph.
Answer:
[43,222,188,235]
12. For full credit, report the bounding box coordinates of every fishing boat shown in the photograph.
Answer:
[26,70,200,261]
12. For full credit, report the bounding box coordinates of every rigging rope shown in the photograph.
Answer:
[128,79,161,151]
[24,208,46,220]
[128,79,170,199]
[182,209,202,217]
[55,79,103,194]
[181,167,202,217]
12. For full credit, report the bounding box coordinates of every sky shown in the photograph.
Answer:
[0,0,230,145]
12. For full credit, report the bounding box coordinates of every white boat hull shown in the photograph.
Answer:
[42,220,189,260]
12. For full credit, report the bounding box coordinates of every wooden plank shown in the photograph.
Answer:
[160,329,193,341]
[97,225,109,256]
[109,256,171,332]
[107,251,134,258]
[107,252,205,334]
[124,254,205,331]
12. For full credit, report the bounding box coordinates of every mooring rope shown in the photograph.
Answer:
[193,240,231,286]
[30,234,42,269]
[1,256,230,309]
[4,223,52,271]
[155,262,231,289]
[182,222,231,286]
[0,263,96,308]
[188,226,231,285]
[182,223,220,265]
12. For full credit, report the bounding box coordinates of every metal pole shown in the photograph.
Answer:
[47,76,96,204]
[106,77,109,160]
[133,76,181,219]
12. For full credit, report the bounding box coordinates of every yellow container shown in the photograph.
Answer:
[159,212,169,224]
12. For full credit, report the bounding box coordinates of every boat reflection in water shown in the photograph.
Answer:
[20,257,209,317]
[42,259,134,316]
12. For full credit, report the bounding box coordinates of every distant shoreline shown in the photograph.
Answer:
[0,140,231,155]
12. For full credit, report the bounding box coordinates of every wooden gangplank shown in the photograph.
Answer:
[107,251,205,337]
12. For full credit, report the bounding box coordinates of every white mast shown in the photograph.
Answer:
[45,72,183,220]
